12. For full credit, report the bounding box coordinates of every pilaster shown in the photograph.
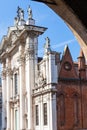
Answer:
[25,36,35,130]
[49,53,57,84]
[6,57,12,130]
[2,62,6,130]
[18,44,25,130]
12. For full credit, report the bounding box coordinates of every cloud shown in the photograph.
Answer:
[52,39,76,49]
[38,38,76,55]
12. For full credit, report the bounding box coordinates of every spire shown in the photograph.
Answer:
[63,44,68,55]
[78,48,86,79]
[26,6,35,25]
[78,48,84,58]
[78,48,85,70]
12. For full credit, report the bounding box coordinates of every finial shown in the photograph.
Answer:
[27,6,33,19]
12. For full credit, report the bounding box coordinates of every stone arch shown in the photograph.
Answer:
[38,0,87,59]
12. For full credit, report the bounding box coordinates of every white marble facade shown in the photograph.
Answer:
[0,7,60,130]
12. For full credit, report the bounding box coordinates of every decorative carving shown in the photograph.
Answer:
[25,48,34,60]
[17,54,25,66]
[13,67,19,74]
[36,71,46,87]
[2,69,6,79]
[6,68,13,77]
[11,32,18,43]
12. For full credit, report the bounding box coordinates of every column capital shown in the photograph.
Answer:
[25,48,34,61]
[18,54,25,66]
[2,69,6,80]
[6,67,13,77]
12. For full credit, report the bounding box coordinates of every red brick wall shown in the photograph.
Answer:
[57,80,87,130]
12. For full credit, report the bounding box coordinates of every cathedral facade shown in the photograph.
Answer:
[0,6,87,130]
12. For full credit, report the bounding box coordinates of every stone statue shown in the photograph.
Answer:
[17,6,24,21]
[44,37,51,53]
[27,6,33,19]
[45,37,50,48]
[20,9,24,20]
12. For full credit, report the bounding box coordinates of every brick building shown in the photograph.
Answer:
[57,45,87,130]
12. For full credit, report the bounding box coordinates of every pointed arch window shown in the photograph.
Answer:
[58,93,65,126]
[73,94,79,126]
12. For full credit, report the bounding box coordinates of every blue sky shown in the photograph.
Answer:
[0,0,80,61]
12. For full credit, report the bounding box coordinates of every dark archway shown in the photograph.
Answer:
[32,0,87,59]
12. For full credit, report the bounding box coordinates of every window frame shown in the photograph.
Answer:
[43,103,47,125]
[35,105,39,126]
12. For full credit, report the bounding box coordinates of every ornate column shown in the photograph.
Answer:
[18,44,25,130]
[6,57,12,130]
[2,62,6,130]
[25,36,35,130]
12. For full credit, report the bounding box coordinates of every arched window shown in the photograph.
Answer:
[73,94,79,126]
[58,93,65,126]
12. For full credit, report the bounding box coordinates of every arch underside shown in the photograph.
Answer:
[32,0,87,59]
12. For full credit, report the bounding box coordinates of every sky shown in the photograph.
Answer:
[0,0,80,61]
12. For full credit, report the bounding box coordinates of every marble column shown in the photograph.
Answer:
[25,36,35,130]
[2,62,6,130]
[18,44,25,130]
[6,57,11,130]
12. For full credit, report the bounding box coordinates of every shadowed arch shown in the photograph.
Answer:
[32,0,87,59]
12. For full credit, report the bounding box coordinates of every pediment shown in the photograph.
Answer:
[59,45,78,79]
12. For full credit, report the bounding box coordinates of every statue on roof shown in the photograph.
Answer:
[17,6,24,21]
[44,37,51,53]
[45,37,50,47]
[27,6,33,19]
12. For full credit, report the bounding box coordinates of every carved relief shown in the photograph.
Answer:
[11,32,18,43]
[35,71,46,87]
[13,67,19,74]
[2,69,6,79]
[6,68,13,77]
[25,48,34,60]
[17,54,25,66]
